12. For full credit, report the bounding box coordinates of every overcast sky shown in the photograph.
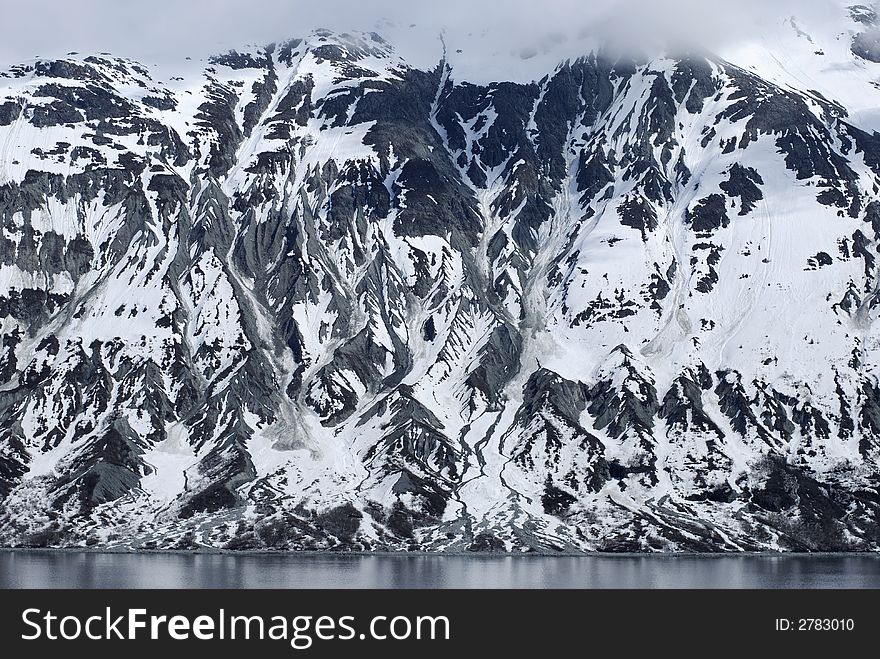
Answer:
[0,0,854,74]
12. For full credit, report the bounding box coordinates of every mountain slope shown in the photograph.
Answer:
[2,11,880,551]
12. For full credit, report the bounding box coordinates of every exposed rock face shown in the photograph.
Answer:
[2,20,880,552]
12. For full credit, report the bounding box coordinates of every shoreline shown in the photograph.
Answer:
[1,547,878,558]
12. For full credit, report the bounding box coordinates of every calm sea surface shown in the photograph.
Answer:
[1,552,879,588]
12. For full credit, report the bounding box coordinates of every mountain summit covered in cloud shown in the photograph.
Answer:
[2,3,880,551]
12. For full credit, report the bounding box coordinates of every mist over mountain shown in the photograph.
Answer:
[2,2,880,551]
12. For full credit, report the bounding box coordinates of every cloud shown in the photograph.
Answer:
[0,0,860,76]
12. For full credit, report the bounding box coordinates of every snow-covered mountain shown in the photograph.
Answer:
[3,4,880,552]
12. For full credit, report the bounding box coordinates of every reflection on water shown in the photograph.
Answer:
[0,552,878,589]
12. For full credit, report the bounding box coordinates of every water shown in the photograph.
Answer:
[1,551,879,588]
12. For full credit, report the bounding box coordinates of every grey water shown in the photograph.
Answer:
[1,552,879,588]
